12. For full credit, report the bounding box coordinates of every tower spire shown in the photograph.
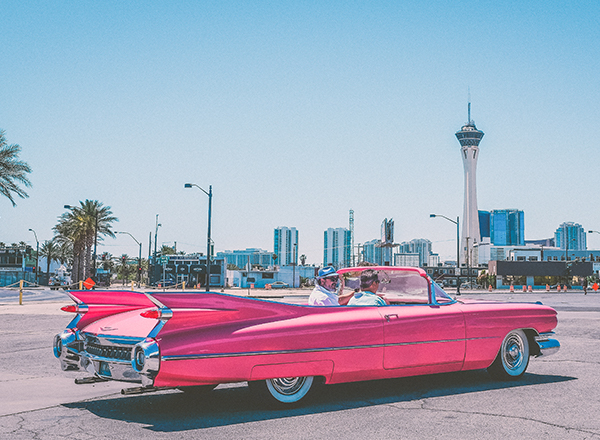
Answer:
[467,87,472,124]
[456,99,484,268]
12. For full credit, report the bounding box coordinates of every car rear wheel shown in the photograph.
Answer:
[488,329,530,379]
[248,376,315,405]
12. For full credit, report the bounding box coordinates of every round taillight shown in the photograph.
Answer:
[61,305,78,313]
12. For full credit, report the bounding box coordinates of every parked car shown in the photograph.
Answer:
[270,281,290,289]
[54,266,559,406]
[460,281,482,290]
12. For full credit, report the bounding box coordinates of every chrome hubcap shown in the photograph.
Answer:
[270,377,306,396]
[504,335,524,370]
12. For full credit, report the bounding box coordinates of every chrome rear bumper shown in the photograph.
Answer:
[53,330,158,385]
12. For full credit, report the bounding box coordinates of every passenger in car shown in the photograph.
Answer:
[308,267,353,306]
[348,269,388,306]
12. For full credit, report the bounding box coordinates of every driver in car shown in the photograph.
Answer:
[309,267,353,306]
[348,269,388,306]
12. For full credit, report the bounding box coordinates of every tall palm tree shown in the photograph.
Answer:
[54,200,117,283]
[117,254,132,285]
[0,130,32,207]
[40,238,60,277]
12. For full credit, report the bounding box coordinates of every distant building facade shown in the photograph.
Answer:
[324,228,351,268]
[274,226,298,266]
[150,254,225,288]
[398,238,432,267]
[217,248,274,269]
[394,253,420,267]
[0,246,36,286]
[555,222,586,251]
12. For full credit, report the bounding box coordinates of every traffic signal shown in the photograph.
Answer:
[122,256,127,264]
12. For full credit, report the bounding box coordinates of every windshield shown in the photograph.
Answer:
[342,268,430,305]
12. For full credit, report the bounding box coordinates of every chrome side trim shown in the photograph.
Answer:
[162,336,493,362]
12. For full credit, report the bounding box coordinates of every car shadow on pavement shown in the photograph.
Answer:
[62,370,575,432]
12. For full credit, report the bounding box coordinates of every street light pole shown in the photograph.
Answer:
[116,231,142,287]
[28,229,39,285]
[185,183,213,292]
[293,242,297,289]
[430,214,460,294]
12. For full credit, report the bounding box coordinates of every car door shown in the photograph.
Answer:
[380,303,466,370]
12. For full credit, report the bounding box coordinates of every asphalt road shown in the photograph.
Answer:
[1,291,599,439]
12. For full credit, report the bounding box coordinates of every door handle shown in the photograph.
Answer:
[384,314,398,322]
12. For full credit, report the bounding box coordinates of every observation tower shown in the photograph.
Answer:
[455,103,484,267]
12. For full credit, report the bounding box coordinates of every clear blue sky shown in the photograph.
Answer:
[2,1,600,264]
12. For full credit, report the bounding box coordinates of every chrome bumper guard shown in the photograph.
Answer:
[534,332,560,357]
[53,329,83,371]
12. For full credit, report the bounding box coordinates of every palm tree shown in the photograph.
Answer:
[0,130,32,206]
[54,200,117,283]
[40,239,61,279]
[160,245,176,256]
[117,254,132,285]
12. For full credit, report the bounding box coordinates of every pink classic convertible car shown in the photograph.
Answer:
[54,266,559,405]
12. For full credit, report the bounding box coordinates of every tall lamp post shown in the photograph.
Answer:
[430,214,460,293]
[590,231,600,280]
[116,231,142,287]
[293,242,297,289]
[184,183,213,292]
[28,228,39,285]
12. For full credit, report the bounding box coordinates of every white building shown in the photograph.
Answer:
[394,253,420,267]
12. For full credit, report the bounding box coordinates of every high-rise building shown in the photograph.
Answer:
[398,238,432,267]
[490,210,525,246]
[456,103,484,267]
[380,218,395,266]
[361,239,382,265]
[273,227,298,266]
[324,228,351,269]
[555,222,587,251]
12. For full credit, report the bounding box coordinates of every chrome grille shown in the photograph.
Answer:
[86,342,132,361]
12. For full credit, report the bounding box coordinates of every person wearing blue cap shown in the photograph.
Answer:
[308,266,351,306]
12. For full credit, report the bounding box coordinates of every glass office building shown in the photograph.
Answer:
[489,209,525,246]
[555,222,586,251]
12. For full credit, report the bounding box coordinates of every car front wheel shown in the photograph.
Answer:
[249,376,315,405]
[488,329,530,379]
